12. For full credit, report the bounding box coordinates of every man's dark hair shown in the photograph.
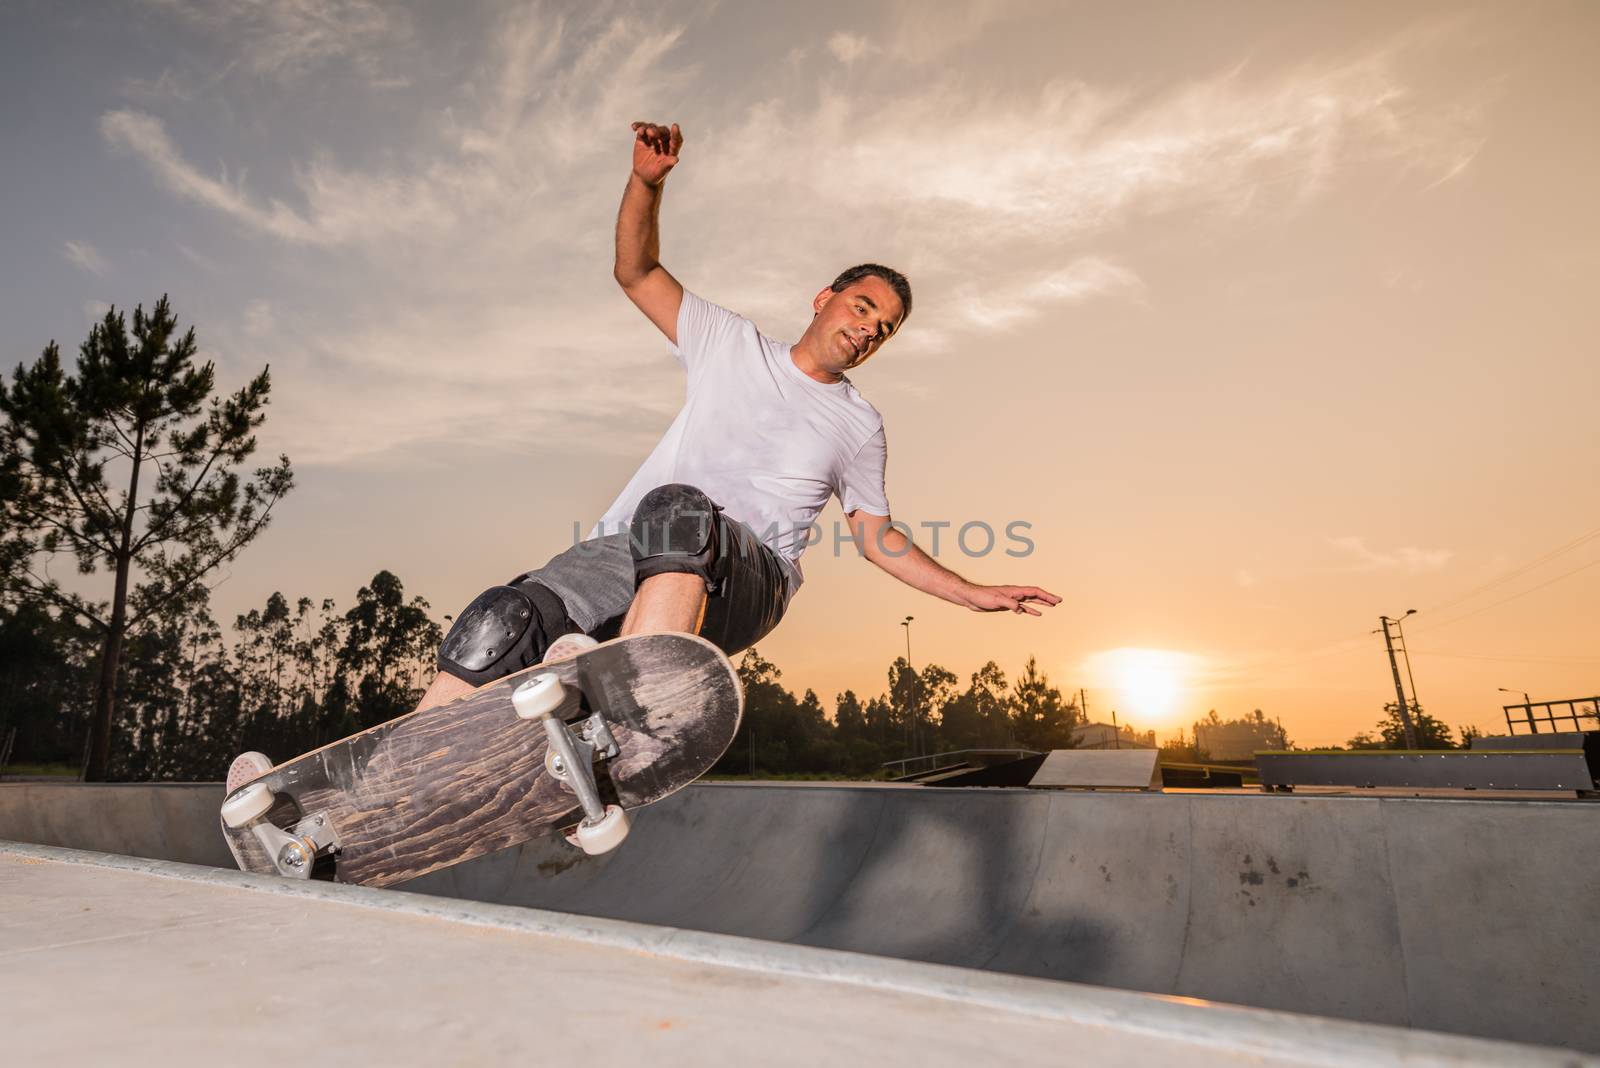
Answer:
[830,263,912,320]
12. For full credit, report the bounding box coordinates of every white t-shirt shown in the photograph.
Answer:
[592,290,891,596]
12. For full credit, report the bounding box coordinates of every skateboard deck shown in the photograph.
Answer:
[219,632,742,887]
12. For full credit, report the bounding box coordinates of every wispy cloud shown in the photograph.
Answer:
[242,299,274,337]
[101,7,1487,467]
[1327,535,1453,573]
[63,240,109,276]
[148,0,416,85]
[690,46,1485,336]
[827,33,872,65]
[960,258,1144,329]
[880,0,1015,64]
[121,66,198,104]
[175,242,218,272]
[101,110,319,242]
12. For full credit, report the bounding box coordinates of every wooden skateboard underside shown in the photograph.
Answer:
[221,632,741,887]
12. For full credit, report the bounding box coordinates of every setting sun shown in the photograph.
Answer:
[1081,648,1206,728]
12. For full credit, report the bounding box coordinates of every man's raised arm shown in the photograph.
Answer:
[845,510,1062,616]
[615,121,685,343]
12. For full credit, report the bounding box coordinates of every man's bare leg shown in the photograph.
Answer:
[415,670,477,713]
[621,572,707,636]
[415,574,703,715]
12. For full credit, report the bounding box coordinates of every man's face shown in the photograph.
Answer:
[811,276,906,374]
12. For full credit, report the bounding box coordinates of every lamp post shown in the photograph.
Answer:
[1498,687,1535,735]
[900,616,919,757]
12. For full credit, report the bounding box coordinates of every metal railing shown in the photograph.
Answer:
[1502,696,1600,735]
[881,749,1039,779]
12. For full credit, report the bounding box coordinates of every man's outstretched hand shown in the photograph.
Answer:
[964,585,1062,616]
[632,121,682,186]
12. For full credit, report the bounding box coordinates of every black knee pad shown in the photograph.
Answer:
[436,578,576,686]
[630,483,721,591]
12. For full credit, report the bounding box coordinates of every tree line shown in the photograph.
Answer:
[1345,702,1482,751]
[0,574,441,780]
[0,567,1086,781]
[714,649,1082,778]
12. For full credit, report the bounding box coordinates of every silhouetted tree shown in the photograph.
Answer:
[326,571,441,733]
[1350,700,1465,751]
[1192,707,1290,758]
[232,592,335,759]
[938,688,984,752]
[0,602,95,768]
[114,588,233,780]
[969,661,1012,747]
[0,298,292,779]
[1159,726,1205,763]
[889,656,919,755]
[1010,656,1080,750]
[716,648,794,775]
[833,690,866,741]
[864,695,896,750]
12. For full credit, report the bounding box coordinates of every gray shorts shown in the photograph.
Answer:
[520,513,790,657]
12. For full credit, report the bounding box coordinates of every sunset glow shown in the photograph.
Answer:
[1082,649,1207,729]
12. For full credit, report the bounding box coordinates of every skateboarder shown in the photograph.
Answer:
[416,121,1060,713]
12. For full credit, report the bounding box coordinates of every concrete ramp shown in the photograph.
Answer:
[3,781,1596,1053]
[400,783,1600,1051]
[10,842,1580,1068]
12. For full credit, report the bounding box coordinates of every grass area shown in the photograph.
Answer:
[0,762,78,779]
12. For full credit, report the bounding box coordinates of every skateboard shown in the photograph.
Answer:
[218,632,742,887]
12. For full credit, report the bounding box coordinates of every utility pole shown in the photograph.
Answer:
[1379,612,1420,749]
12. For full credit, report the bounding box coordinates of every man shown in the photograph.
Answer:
[416,121,1059,712]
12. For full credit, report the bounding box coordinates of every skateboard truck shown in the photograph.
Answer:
[513,673,631,856]
[220,783,341,879]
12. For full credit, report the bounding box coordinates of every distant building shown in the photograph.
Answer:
[1070,721,1156,750]
[1194,714,1288,761]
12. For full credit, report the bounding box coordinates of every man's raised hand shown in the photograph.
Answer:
[964,585,1062,617]
[631,121,683,186]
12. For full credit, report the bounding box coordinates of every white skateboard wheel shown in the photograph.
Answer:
[513,673,566,720]
[571,804,630,855]
[221,782,274,828]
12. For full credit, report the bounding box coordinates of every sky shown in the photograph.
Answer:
[3,0,1598,747]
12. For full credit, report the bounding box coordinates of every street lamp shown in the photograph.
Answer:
[900,616,918,757]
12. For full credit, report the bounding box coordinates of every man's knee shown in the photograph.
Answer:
[630,483,721,590]
[436,577,577,686]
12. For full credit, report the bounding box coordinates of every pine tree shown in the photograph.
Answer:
[0,298,292,779]
[1010,656,1080,750]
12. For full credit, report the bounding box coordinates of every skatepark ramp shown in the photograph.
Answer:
[2,780,1596,1053]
